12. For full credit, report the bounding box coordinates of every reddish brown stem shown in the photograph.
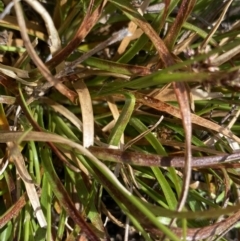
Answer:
[88,146,240,168]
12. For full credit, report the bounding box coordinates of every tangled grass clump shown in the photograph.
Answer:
[0,0,240,240]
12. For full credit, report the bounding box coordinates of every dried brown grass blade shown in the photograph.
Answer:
[115,0,151,57]
[134,92,240,143]
[0,93,46,227]
[0,131,240,169]
[172,82,192,211]
[88,146,240,168]
[7,141,47,227]
[23,0,61,55]
[23,0,64,73]
[0,192,28,228]
[73,80,94,147]
[0,15,47,41]
[13,0,76,103]
[46,0,106,70]
[158,0,170,32]
[200,0,233,49]
[164,0,196,50]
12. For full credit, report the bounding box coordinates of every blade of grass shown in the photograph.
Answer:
[129,117,178,209]
[23,0,61,55]
[0,192,28,229]
[108,92,135,146]
[164,0,196,50]
[200,0,233,49]
[2,131,240,168]
[7,141,47,228]
[88,146,240,168]
[109,0,175,66]
[66,167,105,237]
[40,145,100,241]
[39,97,82,132]
[172,82,192,212]
[134,92,240,143]
[73,80,94,147]
[83,56,151,76]
[2,131,240,217]
[14,0,77,103]
[44,0,106,71]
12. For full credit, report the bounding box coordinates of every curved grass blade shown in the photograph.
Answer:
[173,82,192,212]
[108,92,135,146]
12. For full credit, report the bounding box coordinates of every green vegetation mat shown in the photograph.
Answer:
[0,0,239,240]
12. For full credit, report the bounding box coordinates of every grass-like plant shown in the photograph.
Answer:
[0,0,239,240]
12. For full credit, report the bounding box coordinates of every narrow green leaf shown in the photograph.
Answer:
[108,92,135,146]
